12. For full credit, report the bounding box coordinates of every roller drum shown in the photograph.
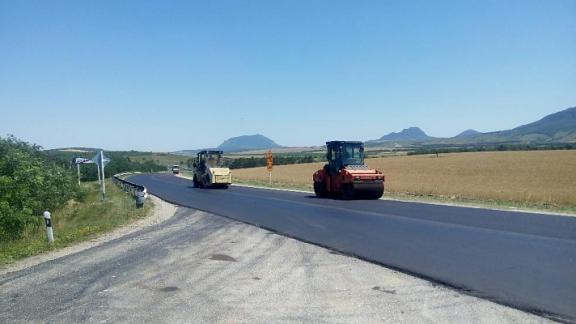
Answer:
[351,181,384,199]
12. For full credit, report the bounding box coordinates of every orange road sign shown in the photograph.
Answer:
[266,150,273,172]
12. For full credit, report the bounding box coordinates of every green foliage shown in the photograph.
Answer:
[44,150,167,182]
[0,136,77,241]
[0,180,152,265]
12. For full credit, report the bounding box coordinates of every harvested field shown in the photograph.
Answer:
[231,150,576,208]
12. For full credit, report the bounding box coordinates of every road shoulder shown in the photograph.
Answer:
[0,205,550,323]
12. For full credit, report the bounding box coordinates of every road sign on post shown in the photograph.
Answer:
[92,151,111,200]
[266,150,273,184]
[72,158,94,185]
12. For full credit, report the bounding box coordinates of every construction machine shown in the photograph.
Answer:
[313,141,384,199]
[192,150,232,188]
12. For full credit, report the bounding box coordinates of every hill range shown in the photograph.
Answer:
[174,106,576,154]
[366,106,576,147]
[52,107,576,155]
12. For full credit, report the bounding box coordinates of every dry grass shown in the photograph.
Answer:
[231,150,576,209]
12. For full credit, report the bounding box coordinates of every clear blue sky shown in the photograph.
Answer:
[1,0,575,151]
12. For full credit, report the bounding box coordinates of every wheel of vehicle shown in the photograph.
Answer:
[203,174,211,188]
[314,181,328,198]
[341,183,355,200]
[192,176,199,188]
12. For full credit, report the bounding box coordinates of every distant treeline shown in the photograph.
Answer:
[44,150,166,181]
[185,155,319,169]
[227,155,317,169]
[407,143,576,156]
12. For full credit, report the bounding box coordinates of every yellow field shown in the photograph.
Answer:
[231,150,576,208]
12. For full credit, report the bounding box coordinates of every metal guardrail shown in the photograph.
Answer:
[112,172,147,198]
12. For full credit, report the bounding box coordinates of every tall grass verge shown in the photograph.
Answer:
[0,179,153,265]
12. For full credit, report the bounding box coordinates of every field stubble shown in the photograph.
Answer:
[231,151,576,210]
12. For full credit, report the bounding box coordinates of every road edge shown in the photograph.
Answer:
[231,183,576,217]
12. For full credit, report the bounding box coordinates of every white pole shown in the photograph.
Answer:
[97,161,102,185]
[269,171,272,185]
[43,211,54,243]
[77,163,81,186]
[100,151,106,198]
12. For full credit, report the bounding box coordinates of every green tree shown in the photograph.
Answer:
[0,136,77,241]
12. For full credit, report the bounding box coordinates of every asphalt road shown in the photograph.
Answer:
[1,203,546,323]
[129,173,576,321]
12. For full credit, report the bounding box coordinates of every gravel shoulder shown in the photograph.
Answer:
[0,197,550,323]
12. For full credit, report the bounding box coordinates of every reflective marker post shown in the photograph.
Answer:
[43,211,54,243]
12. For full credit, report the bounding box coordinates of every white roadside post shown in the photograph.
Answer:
[100,151,106,198]
[77,163,81,186]
[43,211,54,243]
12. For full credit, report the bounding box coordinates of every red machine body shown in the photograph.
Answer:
[313,141,384,199]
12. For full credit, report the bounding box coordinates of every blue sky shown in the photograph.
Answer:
[1,0,575,151]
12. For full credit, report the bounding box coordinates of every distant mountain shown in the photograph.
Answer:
[175,107,576,154]
[365,107,576,147]
[379,127,432,141]
[217,134,282,152]
[465,107,576,143]
[454,129,481,138]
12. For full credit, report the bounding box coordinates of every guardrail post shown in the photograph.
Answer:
[112,173,148,209]
[136,190,146,208]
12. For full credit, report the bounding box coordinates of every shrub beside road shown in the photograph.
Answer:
[0,136,153,265]
[0,180,152,265]
[0,136,77,242]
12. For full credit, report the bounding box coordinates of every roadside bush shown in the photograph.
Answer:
[0,136,77,241]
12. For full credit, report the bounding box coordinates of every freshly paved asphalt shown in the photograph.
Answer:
[130,173,576,321]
